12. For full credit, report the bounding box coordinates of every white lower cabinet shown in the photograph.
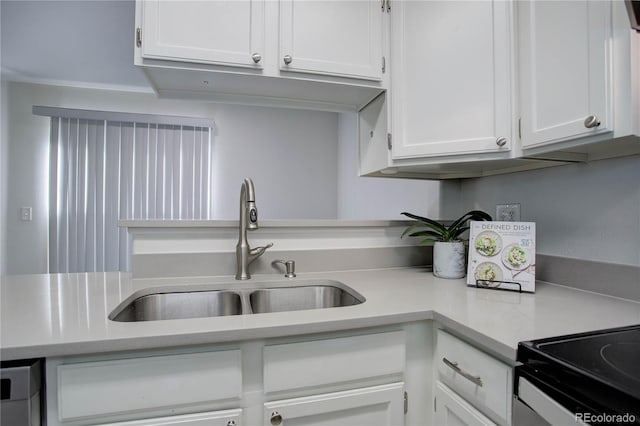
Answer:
[264,383,405,426]
[262,331,407,426]
[435,381,497,426]
[103,409,242,426]
[435,329,513,426]
[46,329,413,426]
[47,349,243,425]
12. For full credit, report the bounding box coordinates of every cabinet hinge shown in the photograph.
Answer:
[382,56,386,74]
[518,117,522,139]
[387,133,392,150]
[136,27,142,48]
[404,391,408,414]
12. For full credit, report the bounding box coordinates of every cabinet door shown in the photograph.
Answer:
[263,383,404,426]
[140,0,265,68]
[435,382,497,426]
[518,0,612,149]
[390,0,512,159]
[279,0,384,80]
[103,409,242,426]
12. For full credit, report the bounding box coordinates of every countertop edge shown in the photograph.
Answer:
[0,311,435,361]
[119,219,416,228]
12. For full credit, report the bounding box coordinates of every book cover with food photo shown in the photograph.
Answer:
[466,221,536,292]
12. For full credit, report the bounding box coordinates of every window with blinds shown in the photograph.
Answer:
[38,107,214,273]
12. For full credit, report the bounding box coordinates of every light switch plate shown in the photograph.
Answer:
[20,207,33,222]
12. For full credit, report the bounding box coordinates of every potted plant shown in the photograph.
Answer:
[401,210,492,279]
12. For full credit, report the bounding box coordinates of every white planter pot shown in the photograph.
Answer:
[432,241,466,279]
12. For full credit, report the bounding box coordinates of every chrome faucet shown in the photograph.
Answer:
[236,178,273,280]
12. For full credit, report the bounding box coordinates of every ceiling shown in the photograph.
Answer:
[1,0,151,90]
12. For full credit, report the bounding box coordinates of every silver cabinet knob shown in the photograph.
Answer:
[251,53,262,64]
[283,55,293,65]
[584,115,601,129]
[496,136,507,147]
[270,411,283,426]
[227,421,236,426]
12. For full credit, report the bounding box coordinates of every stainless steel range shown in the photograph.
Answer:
[514,325,640,425]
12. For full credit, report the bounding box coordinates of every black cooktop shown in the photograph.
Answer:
[516,324,640,423]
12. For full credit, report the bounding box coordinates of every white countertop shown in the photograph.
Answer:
[2,268,639,362]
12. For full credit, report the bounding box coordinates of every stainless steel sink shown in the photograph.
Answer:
[249,285,363,313]
[109,280,365,322]
[109,290,242,322]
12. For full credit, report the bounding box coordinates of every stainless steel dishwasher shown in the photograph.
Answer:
[0,359,43,426]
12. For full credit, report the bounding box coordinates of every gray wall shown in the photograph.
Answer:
[458,155,640,267]
[1,81,445,274]
[336,112,445,220]
[0,80,7,275]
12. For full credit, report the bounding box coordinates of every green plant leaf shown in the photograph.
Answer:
[401,224,428,238]
[407,230,443,238]
[447,210,492,232]
[450,226,470,240]
[418,237,439,246]
[401,212,448,234]
[401,209,492,244]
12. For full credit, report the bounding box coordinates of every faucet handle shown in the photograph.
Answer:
[249,242,273,256]
[272,259,296,278]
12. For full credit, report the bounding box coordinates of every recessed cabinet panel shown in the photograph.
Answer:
[518,0,612,148]
[280,0,383,80]
[435,382,497,426]
[263,331,405,394]
[103,409,243,426]
[54,350,242,422]
[264,383,405,426]
[141,0,265,68]
[390,0,512,159]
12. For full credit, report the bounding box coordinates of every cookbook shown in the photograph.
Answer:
[466,221,536,292]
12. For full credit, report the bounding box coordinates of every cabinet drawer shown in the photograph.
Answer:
[263,331,405,394]
[53,350,242,422]
[435,329,512,425]
[263,382,405,426]
[103,409,242,426]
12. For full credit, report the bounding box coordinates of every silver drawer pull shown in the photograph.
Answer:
[442,357,483,387]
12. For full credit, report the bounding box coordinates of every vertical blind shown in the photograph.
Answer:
[48,117,212,273]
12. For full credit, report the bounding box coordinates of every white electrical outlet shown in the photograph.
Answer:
[496,204,520,221]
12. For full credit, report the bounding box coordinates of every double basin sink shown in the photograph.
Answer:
[109,279,365,322]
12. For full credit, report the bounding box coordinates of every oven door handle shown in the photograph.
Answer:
[442,357,483,387]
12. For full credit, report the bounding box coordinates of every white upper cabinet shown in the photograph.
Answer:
[140,0,265,68]
[517,0,612,149]
[135,0,386,111]
[389,0,513,159]
[279,0,384,80]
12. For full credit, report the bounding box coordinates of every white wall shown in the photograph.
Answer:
[1,81,446,275]
[458,156,640,266]
[0,80,7,275]
[337,113,445,220]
